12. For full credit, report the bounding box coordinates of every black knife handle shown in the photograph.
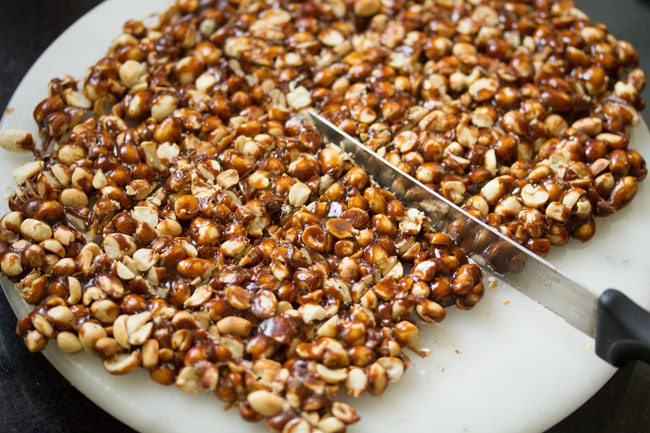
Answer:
[595,289,650,367]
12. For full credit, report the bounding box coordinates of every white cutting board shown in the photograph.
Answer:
[1,1,649,432]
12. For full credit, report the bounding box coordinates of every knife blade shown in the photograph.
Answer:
[308,110,598,337]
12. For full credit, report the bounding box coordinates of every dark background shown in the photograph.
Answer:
[1,1,649,432]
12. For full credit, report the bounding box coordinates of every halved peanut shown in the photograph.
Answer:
[57,332,83,354]
[20,219,52,242]
[520,184,549,208]
[12,161,43,184]
[377,357,405,382]
[103,351,142,375]
[332,402,360,424]
[326,218,354,239]
[316,364,348,384]
[247,390,283,417]
[217,316,253,337]
[288,182,311,207]
[345,367,368,397]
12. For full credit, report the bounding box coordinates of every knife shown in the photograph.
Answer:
[309,110,650,367]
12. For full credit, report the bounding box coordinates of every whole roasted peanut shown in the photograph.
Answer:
[574,217,597,242]
[20,219,52,242]
[119,60,147,88]
[469,78,498,102]
[151,94,177,121]
[46,305,73,329]
[174,195,200,220]
[393,321,419,346]
[343,167,369,190]
[1,211,22,233]
[1,252,23,276]
[416,299,446,323]
[95,337,120,358]
[494,195,522,219]
[452,264,482,296]
[354,0,380,17]
[177,258,214,279]
[225,285,251,310]
[609,176,638,209]
[288,182,311,207]
[56,332,83,354]
[217,317,253,337]
[78,321,108,354]
[25,330,47,353]
[247,390,284,417]
[545,114,568,137]
[90,299,120,324]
